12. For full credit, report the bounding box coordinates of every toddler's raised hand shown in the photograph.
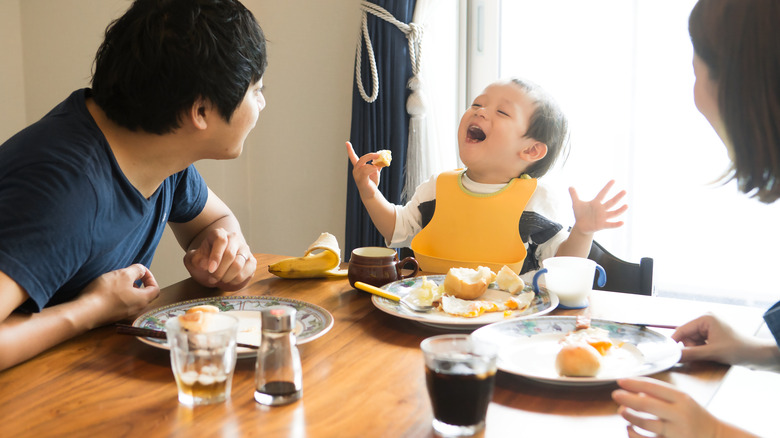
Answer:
[346,141,384,199]
[569,180,627,234]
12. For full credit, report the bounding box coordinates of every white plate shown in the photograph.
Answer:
[132,296,334,358]
[372,275,558,330]
[472,316,681,386]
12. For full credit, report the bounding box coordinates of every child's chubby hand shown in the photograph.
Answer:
[346,141,385,197]
[568,180,628,235]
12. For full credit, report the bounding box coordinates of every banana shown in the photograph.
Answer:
[268,232,348,279]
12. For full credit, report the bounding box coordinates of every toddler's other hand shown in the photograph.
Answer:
[569,180,627,235]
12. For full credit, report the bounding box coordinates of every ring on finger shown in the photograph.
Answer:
[237,253,250,262]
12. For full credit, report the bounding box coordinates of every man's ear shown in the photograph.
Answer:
[188,97,209,131]
[520,142,548,162]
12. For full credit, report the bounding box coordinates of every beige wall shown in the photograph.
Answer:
[2,0,359,287]
[0,0,25,141]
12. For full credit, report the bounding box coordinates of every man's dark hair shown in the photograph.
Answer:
[91,0,267,134]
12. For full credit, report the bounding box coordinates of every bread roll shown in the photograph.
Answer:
[373,150,392,167]
[443,266,497,300]
[186,304,220,314]
[555,343,602,377]
[179,305,220,332]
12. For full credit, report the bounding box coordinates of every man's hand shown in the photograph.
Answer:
[184,227,256,291]
[78,264,160,328]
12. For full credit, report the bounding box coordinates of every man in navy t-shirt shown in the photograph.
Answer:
[0,0,267,370]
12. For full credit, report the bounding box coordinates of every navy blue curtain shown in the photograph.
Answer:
[345,0,416,260]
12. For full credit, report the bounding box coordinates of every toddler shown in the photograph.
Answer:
[346,78,626,278]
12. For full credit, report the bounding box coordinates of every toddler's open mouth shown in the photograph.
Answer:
[467,125,486,142]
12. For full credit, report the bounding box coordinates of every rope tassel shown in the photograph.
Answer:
[355,1,429,200]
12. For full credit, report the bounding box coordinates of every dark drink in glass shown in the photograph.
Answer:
[421,335,498,436]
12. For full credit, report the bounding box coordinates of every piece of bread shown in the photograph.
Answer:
[179,311,208,332]
[555,343,602,377]
[495,265,525,294]
[178,305,220,332]
[443,266,497,300]
[186,304,220,314]
[373,150,392,167]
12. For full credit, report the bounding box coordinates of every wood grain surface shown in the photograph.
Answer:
[0,254,765,438]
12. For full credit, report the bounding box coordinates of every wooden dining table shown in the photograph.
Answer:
[0,253,772,437]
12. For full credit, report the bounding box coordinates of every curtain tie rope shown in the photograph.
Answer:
[355,1,424,103]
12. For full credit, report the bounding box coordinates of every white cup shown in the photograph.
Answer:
[532,257,606,309]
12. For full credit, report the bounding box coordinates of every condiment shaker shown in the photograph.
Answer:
[254,306,302,405]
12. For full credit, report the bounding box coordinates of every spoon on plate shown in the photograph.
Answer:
[353,281,434,313]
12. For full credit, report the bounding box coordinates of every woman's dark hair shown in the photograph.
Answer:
[510,78,570,178]
[91,0,267,135]
[689,0,780,203]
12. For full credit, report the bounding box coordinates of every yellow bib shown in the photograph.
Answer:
[410,170,537,274]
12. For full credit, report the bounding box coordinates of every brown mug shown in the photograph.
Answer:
[348,247,419,288]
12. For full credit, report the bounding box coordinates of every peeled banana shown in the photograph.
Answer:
[268,232,348,279]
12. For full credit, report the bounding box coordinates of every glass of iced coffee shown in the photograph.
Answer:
[165,312,239,406]
[421,334,498,436]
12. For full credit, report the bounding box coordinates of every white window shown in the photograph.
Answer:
[424,0,780,307]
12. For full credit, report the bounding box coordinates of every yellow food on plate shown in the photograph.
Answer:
[186,304,220,314]
[179,312,208,332]
[440,295,498,317]
[405,277,444,307]
[555,343,602,377]
[495,265,525,294]
[555,326,617,377]
[267,232,348,279]
[373,150,392,167]
[443,266,497,300]
[178,304,222,332]
[438,292,534,318]
[562,326,615,355]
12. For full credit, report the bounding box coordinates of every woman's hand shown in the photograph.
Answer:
[184,227,256,291]
[672,314,780,370]
[568,179,628,235]
[612,377,756,438]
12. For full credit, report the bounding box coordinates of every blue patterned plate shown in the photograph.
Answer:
[132,296,334,358]
[372,275,558,330]
[472,316,681,386]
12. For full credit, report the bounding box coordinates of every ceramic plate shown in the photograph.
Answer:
[472,316,681,386]
[132,296,334,358]
[371,275,558,330]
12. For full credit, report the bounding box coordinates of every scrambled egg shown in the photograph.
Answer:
[560,326,616,355]
[404,275,535,319]
[439,292,534,318]
[405,277,444,307]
